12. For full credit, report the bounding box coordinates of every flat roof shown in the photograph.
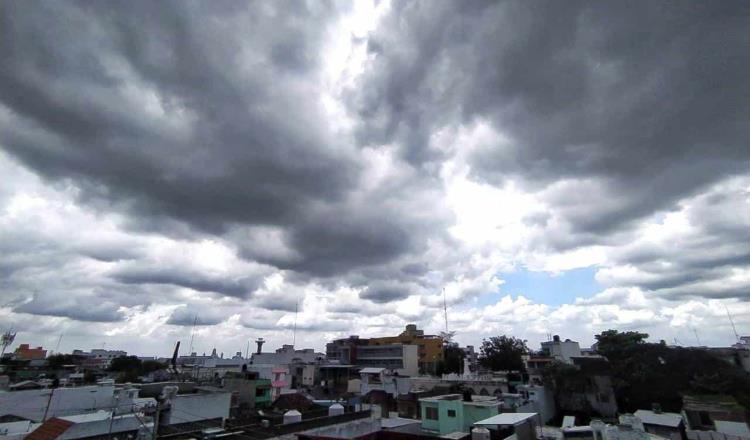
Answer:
[634,410,683,428]
[474,413,537,426]
[360,367,386,374]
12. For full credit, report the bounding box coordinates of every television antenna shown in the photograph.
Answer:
[725,304,741,342]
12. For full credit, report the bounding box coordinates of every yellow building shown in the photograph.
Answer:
[369,324,444,374]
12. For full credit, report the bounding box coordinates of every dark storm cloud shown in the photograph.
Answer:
[360,281,413,303]
[0,0,450,289]
[167,306,226,326]
[13,294,124,322]
[353,0,750,238]
[112,266,264,298]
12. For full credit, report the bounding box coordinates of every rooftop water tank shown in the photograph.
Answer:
[329,403,344,416]
[283,410,302,425]
[472,427,490,440]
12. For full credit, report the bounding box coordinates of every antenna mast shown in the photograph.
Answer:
[443,287,448,334]
[188,315,197,354]
[692,328,702,346]
[293,300,298,347]
[725,304,741,342]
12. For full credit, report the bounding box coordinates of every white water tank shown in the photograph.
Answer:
[472,427,490,440]
[329,403,344,416]
[283,410,302,425]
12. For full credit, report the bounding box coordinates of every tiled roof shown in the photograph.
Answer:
[26,417,74,440]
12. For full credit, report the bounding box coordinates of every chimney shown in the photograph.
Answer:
[256,338,265,354]
[553,335,560,342]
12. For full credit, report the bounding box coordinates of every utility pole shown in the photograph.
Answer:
[151,403,161,440]
[42,388,55,421]
[107,395,120,440]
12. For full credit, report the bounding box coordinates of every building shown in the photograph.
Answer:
[419,394,501,435]
[634,408,686,439]
[541,335,582,364]
[522,355,554,385]
[682,394,749,431]
[474,412,539,440]
[27,410,152,440]
[367,325,444,374]
[517,384,556,424]
[0,381,150,422]
[13,344,46,361]
[222,370,272,412]
[327,337,419,376]
[251,344,325,366]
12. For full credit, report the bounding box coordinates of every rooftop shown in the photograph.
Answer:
[634,410,684,428]
[474,413,538,426]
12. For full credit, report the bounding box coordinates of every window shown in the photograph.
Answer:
[447,409,456,418]
[426,407,438,420]
[256,388,266,397]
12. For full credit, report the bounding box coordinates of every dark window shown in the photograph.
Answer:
[447,409,456,417]
[426,407,438,420]
[699,411,712,426]
[256,388,266,397]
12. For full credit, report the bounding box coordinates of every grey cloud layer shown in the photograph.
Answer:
[353,1,750,238]
[1,0,750,330]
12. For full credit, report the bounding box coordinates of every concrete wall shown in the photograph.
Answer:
[0,384,123,422]
[58,413,148,440]
[400,345,419,377]
[165,392,231,425]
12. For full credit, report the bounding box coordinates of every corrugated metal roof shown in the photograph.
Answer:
[634,410,684,428]
[360,367,385,373]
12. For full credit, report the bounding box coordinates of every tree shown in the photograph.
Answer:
[594,330,648,359]
[478,335,528,371]
[437,342,464,375]
[592,329,750,412]
[141,360,167,374]
[108,355,142,372]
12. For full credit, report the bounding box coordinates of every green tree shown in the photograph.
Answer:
[594,330,649,358]
[437,343,464,375]
[108,355,142,372]
[593,329,750,412]
[141,360,167,374]
[478,335,528,371]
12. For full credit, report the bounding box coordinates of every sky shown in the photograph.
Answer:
[1,1,749,357]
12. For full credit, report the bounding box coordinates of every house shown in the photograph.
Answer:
[541,336,582,364]
[0,382,147,422]
[27,411,152,440]
[222,370,272,412]
[13,344,46,361]
[419,394,501,435]
[634,408,686,439]
[473,412,539,440]
[682,394,749,431]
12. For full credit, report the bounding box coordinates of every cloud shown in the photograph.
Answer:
[1,1,749,357]
[352,1,750,241]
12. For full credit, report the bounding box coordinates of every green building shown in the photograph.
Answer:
[419,394,501,435]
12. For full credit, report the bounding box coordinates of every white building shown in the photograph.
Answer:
[250,345,325,366]
[0,382,151,422]
[541,335,582,364]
